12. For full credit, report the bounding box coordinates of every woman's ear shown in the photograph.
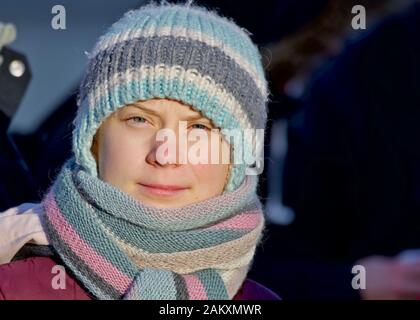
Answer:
[91,132,99,162]
[90,131,101,177]
[224,163,232,187]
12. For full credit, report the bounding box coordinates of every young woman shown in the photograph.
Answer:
[0,3,279,300]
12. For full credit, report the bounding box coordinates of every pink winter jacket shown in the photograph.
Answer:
[0,203,280,300]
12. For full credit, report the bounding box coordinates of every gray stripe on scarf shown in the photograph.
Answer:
[172,273,189,300]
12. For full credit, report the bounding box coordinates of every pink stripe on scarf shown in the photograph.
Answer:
[44,191,132,294]
[183,274,208,300]
[205,210,261,231]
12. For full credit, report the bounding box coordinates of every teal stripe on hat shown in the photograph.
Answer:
[89,77,244,131]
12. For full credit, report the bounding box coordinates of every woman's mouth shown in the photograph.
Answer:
[138,183,189,196]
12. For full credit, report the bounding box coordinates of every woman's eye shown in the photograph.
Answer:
[191,123,210,130]
[127,116,148,126]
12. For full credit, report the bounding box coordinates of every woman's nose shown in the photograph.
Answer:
[145,126,188,167]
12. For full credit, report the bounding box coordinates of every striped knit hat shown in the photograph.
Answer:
[73,2,269,192]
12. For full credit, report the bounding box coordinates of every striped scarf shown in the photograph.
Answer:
[41,158,265,300]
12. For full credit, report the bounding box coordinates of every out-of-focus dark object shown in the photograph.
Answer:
[265,0,414,96]
[0,23,32,119]
[0,111,37,212]
[11,93,77,197]
[0,47,32,119]
[257,0,414,221]
[251,1,420,299]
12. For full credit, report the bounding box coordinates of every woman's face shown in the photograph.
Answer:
[91,98,231,208]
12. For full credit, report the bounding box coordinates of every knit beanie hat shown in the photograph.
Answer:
[73,2,269,192]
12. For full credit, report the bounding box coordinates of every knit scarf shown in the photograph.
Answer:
[40,157,265,300]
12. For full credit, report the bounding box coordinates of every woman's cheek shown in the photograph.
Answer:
[191,163,229,186]
[100,129,145,176]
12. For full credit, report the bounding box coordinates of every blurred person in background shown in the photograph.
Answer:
[251,0,420,299]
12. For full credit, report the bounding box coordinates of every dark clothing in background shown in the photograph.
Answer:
[0,94,76,212]
[250,3,420,299]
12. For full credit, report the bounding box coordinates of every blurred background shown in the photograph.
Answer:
[1,0,419,299]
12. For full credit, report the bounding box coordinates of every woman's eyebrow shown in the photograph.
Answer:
[129,103,210,122]
[184,114,210,121]
[127,103,160,116]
